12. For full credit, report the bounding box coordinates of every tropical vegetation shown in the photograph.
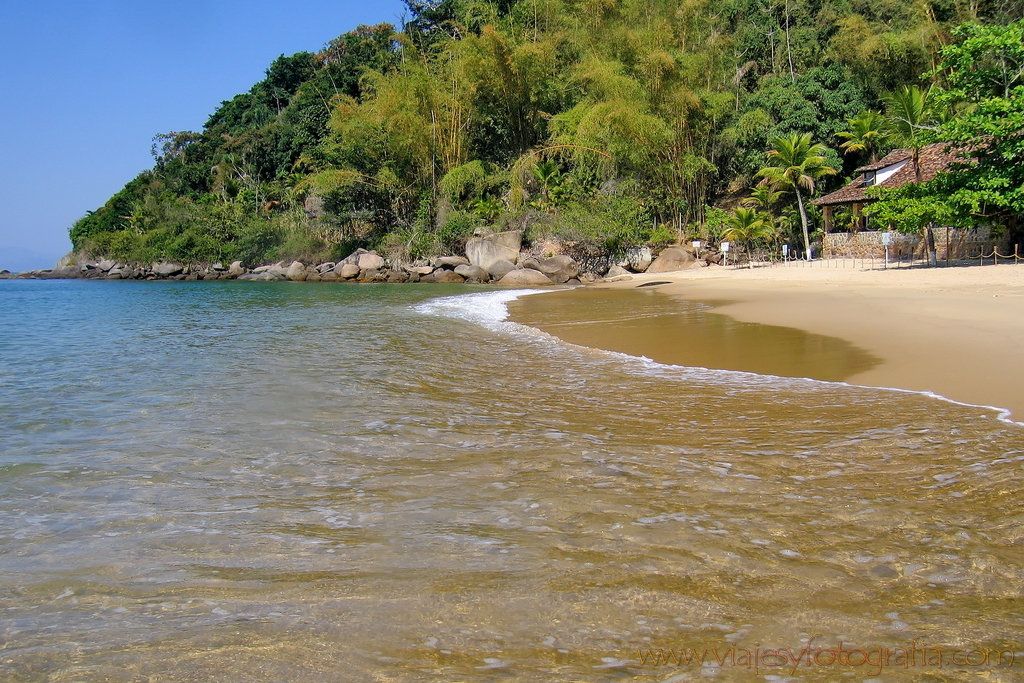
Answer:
[69,1,1023,266]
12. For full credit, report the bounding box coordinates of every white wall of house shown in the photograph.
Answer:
[873,159,908,185]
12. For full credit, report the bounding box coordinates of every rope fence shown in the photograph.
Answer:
[968,245,1023,266]
[726,243,1022,270]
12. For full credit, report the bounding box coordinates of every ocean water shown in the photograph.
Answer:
[1,279,1021,682]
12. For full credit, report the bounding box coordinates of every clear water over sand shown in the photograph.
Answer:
[507,287,882,382]
[1,280,1021,682]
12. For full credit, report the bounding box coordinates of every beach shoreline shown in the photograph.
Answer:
[508,263,1024,420]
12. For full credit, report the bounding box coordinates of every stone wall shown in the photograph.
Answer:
[822,228,1007,259]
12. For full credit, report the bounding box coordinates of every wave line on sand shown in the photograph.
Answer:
[415,289,1022,427]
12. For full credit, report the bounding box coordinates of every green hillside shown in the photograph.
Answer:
[70,0,1023,266]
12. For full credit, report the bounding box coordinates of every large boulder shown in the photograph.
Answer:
[152,262,184,277]
[403,265,435,276]
[96,259,117,272]
[486,259,516,281]
[535,255,579,284]
[241,271,286,282]
[605,264,631,279]
[429,270,466,283]
[228,261,245,277]
[454,264,489,281]
[357,252,385,271]
[48,265,80,279]
[335,249,366,267]
[517,256,542,270]
[619,246,653,272]
[286,261,308,281]
[465,230,522,272]
[338,264,361,279]
[647,247,697,274]
[497,268,553,286]
[54,252,80,270]
[434,255,470,269]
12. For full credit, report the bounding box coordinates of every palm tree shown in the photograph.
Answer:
[531,160,560,208]
[740,186,783,250]
[882,86,939,264]
[757,133,837,261]
[723,208,774,255]
[837,110,889,164]
[742,184,784,213]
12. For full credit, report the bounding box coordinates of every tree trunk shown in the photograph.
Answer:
[785,0,795,83]
[795,187,812,260]
[912,149,937,265]
[923,222,938,266]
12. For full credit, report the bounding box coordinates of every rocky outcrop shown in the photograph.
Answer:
[286,261,309,281]
[535,255,579,284]
[465,230,522,272]
[338,264,361,279]
[454,264,489,281]
[647,247,698,274]
[357,252,385,271]
[620,246,653,272]
[152,262,184,277]
[486,259,516,281]
[434,256,470,269]
[428,270,466,283]
[496,268,553,285]
[20,244,590,287]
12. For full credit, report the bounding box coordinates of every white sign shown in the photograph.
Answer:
[720,241,730,252]
[782,244,789,255]
[881,232,893,246]
[692,240,702,250]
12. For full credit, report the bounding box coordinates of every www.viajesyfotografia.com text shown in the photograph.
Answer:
[636,636,1016,676]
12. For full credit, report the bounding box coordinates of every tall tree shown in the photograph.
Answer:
[929,21,1024,241]
[882,85,939,264]
[837,110,889,164]
[723,207,773,253]
[757,133,837,261]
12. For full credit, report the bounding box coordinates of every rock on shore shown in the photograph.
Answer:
[6,243,686,285]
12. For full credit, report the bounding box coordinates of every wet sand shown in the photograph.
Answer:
[509,263,1024,420]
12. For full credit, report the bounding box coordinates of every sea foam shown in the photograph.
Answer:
[414,289,1023,426]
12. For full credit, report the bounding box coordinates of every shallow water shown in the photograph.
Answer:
[1,280,1022,682]
[507,287,881,381]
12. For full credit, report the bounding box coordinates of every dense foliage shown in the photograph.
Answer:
[71,1,1023,265]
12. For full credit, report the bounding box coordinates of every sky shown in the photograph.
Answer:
[0,0,408,272]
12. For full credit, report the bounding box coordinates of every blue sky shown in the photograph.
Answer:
[0,0,407,272]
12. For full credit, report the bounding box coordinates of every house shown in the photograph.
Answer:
[812,142,963,232]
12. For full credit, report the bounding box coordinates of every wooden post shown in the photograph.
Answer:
[822,205,833,233]
[852,202,864,232]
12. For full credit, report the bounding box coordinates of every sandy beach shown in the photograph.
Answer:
[511,262,1024,420]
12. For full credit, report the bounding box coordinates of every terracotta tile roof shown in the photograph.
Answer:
[812,143,965,207]
[855,149,911,173]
